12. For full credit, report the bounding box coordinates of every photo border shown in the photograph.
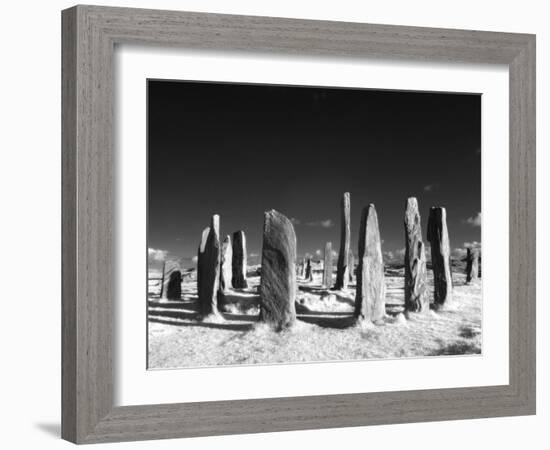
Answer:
[62,5,535,443]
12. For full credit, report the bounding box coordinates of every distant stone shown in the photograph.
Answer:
[220,235,233,293]
[197,215,222,316]
[427,207,453,306]
[335,192,351,289]
[323,242,333,288]
[231,230,248,289]
[259,210,297,330]
[348,252,355,283]
[466,247,480,283]
[300,257,307,278]
[166,270,182,300]
[305,257,313,282]
[404,197,429,313]
[354,204,386,323]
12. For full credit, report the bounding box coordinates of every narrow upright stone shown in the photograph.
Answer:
[323,242,333,288]
[335,192,351,289]
[231,230,248,289]
[466,247,480,283]
[404,197,429,313]
[166,270,182,300]
[259,210,297,330]
[427,207,453,306]
[354,204,386,323]
[305,257,313,282]
[197,215,222,316]
[220,235,233,293]
[300,257,307,278]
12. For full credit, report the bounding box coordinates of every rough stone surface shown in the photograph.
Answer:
[166,270,182,300]
[427,207,453,305]
[323,242,333,288]
[354,204,386,322]
[404,197,429,313]
[231,230,248,289]
[197,215,222,316]
[466,247,480,283]
[335,192,351,289]
[220,235,233,293]
[259,210,297,330]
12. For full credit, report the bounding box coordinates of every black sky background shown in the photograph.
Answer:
[148,80,481,267]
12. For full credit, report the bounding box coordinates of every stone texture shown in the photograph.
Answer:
[335,192,351,289]
[466,247,480,283]
[197,215,222,316]
[231,230,248,289]
[259,210,297,330]
[427,207,453,306]
[166,270,182,300]
[220,235,233,293]
[323,242,333,288]
[354,204,386,322]
[404,197,429,313]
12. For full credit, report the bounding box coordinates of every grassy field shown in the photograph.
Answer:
[147,270,482,369]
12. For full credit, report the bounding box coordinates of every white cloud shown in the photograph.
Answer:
[315,249,322,257]
[452,248,468,259]
[148,248,168,261]
[464,241,481,249]
[464,212,482,227]
[331,250,338,259]
[249,252,259,258]
[290,217,301,225]
[306,219,334,228]
[191,255,198,263]
[423,183,438,192]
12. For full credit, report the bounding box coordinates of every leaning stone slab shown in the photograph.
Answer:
[354,204,386,323]
[404,197,429,313]
[335,192,351,289]
[427,207,453,306]
[231,230,248,289]
[323,242,333,288]
[259,210,297,330]
[466,247,480,283]
[220,235,233,293]
[197,215,222,316]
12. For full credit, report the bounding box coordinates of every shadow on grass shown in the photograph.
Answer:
[429,340,481,356]
[149,317,254,331]
[297,314,357,329]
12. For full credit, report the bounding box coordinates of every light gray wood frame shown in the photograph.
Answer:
[62,5,536,444]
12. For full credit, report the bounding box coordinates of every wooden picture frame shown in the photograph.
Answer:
[62,5,536,444]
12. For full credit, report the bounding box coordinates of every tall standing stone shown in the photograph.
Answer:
[300,257,307,278]
[231,230,248,289]
[305,257,313,282]
[220,235,233,293]
[404,197,429,313]
[466,247,480,283]
[335,192,351,289]
[348,252,355,283]
[427,207,453,306]
[354,204,385,323]
[166,270,182,300]
[323,242,333,288]
[259,210,297,330]
[197,215,222,316]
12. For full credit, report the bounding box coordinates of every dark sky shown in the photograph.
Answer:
[148,80,481,268]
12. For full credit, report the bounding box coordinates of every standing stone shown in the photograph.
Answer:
[427,207,453,306]
[323,242,333,288]
[231,230,248,289]
[158,260,166,298]
[348,252,355,283]
[335,192,351,289]
[466,247,480,283]
[404,197,429,313]
[354,204,385,323]
[300,257,307,278]
[305,257,313,282]
[259,210,297,330]
[166,270,182,300]
[197,215,222,316]
[220,235,233,293]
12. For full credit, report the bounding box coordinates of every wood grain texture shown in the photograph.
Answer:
[61,4,536,444]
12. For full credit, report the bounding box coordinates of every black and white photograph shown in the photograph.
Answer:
[147,79,482,369]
